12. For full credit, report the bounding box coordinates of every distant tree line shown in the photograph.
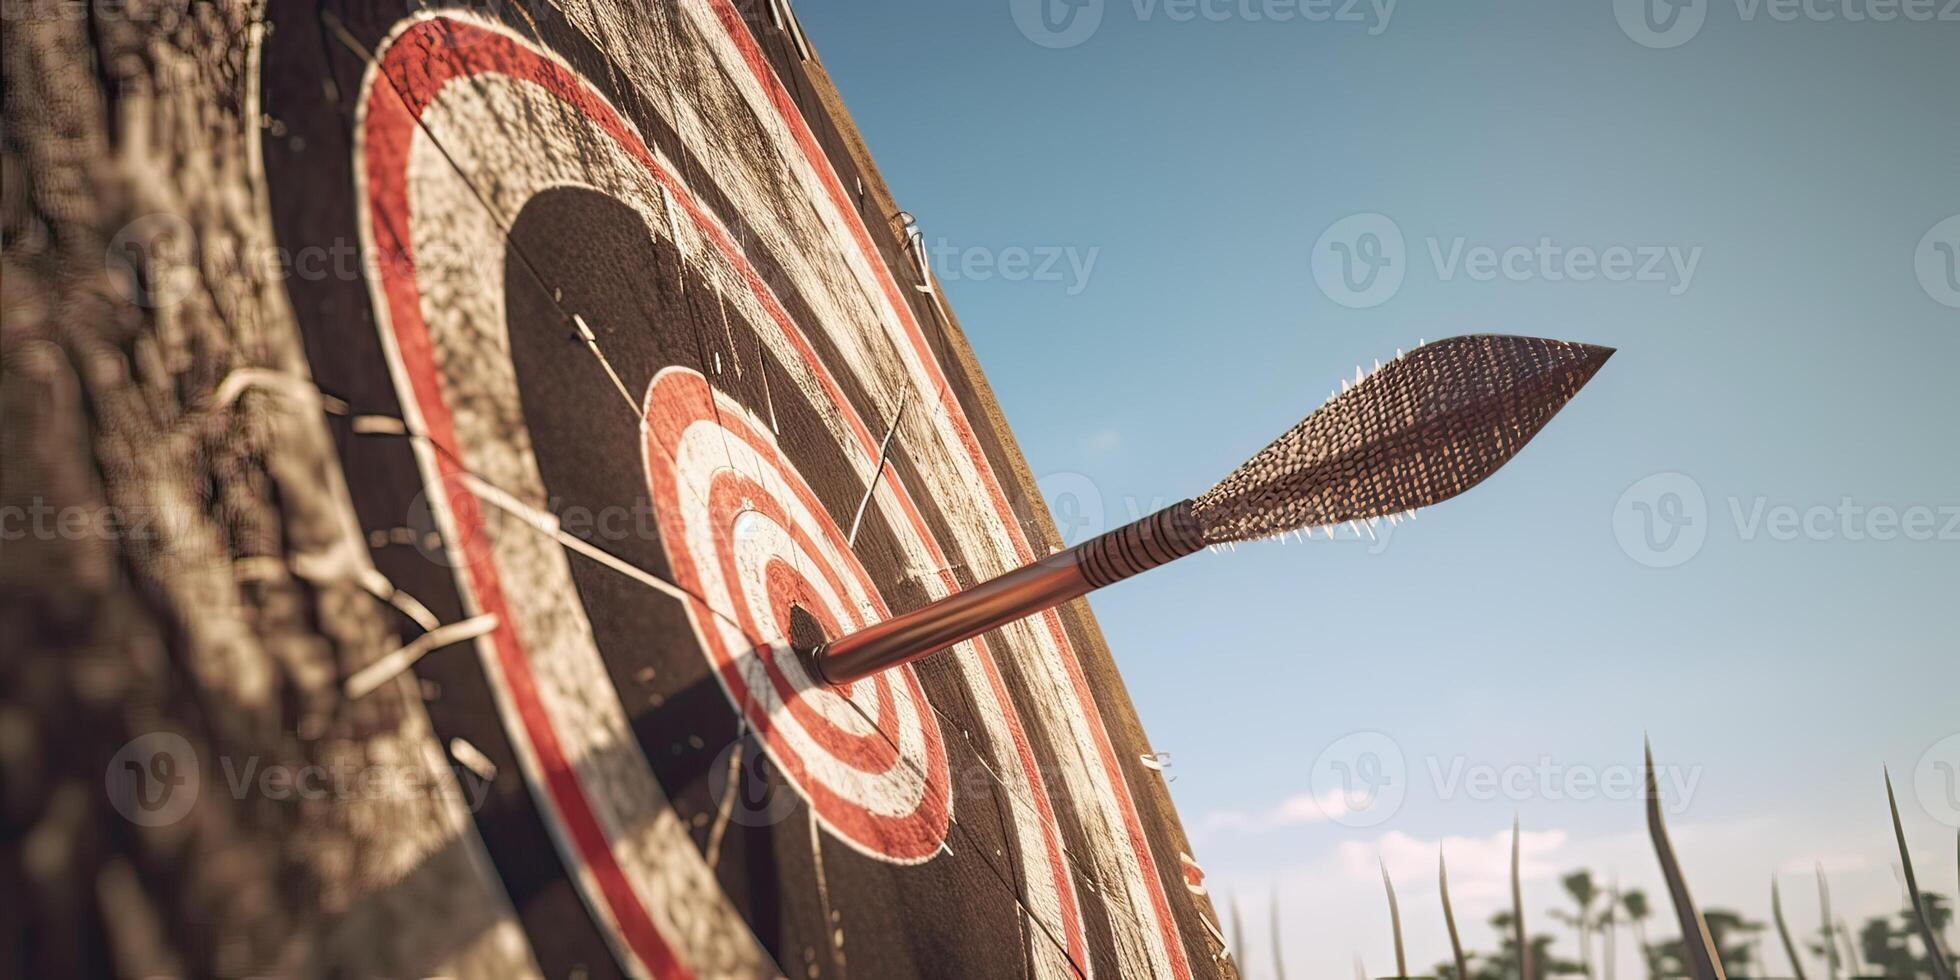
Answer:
[1230,867,1956,979]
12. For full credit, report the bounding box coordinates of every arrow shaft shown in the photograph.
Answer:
[813,503,1201,684]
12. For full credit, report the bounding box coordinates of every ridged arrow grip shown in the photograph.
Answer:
[1076,500,1204,589]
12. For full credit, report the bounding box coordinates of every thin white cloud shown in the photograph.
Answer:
[1777,852,1872,876]
[1084,428,1122,453]
[1199,788,1359,833]
[1344,827,1571,903]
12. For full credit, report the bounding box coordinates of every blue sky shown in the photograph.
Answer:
[796,2,1959,974]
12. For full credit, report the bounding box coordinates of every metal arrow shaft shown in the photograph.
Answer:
[810,502,1202,684]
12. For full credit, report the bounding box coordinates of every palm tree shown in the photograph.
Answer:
[1473,911,1580,980]
[1621,888,1656,979]
[1655,908,1763,976]
[1556,870,1601,977]
[1705,908,1766,973]
[1856,894,1956,978]
[1838,919,1865,976]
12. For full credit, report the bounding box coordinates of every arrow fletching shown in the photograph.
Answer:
[1192,334,1613,544]
[813,333,1613,684]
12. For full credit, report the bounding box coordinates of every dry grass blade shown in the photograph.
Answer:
[1272,888,1289,980]
[1886,768,1957,980]
[1603,878,1618,980]
[1383,858,1408,978]
[1192,335,1614,543]
[1513,817,1531,980]
[1837,919,1863,977]
[1230,893,1247,971]
[1442,850,1469,980]
[1817,866,1841,980]
[1772,875,1810,980]
[1645,739,1726,980]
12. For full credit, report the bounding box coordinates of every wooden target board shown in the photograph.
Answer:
[259,3,1227,977]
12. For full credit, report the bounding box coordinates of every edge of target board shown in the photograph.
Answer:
[754,1,1220,934]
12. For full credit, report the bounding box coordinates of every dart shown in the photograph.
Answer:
[809,334,1614,685]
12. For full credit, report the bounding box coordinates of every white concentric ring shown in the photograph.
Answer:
[643,367,952,862]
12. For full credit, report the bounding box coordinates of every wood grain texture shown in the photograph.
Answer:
[2,2,533,977]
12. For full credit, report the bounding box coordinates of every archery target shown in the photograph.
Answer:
[642,367,951,863]
[259,3,1217,977]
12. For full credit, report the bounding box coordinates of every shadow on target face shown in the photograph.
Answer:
[258,7,1210,974]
